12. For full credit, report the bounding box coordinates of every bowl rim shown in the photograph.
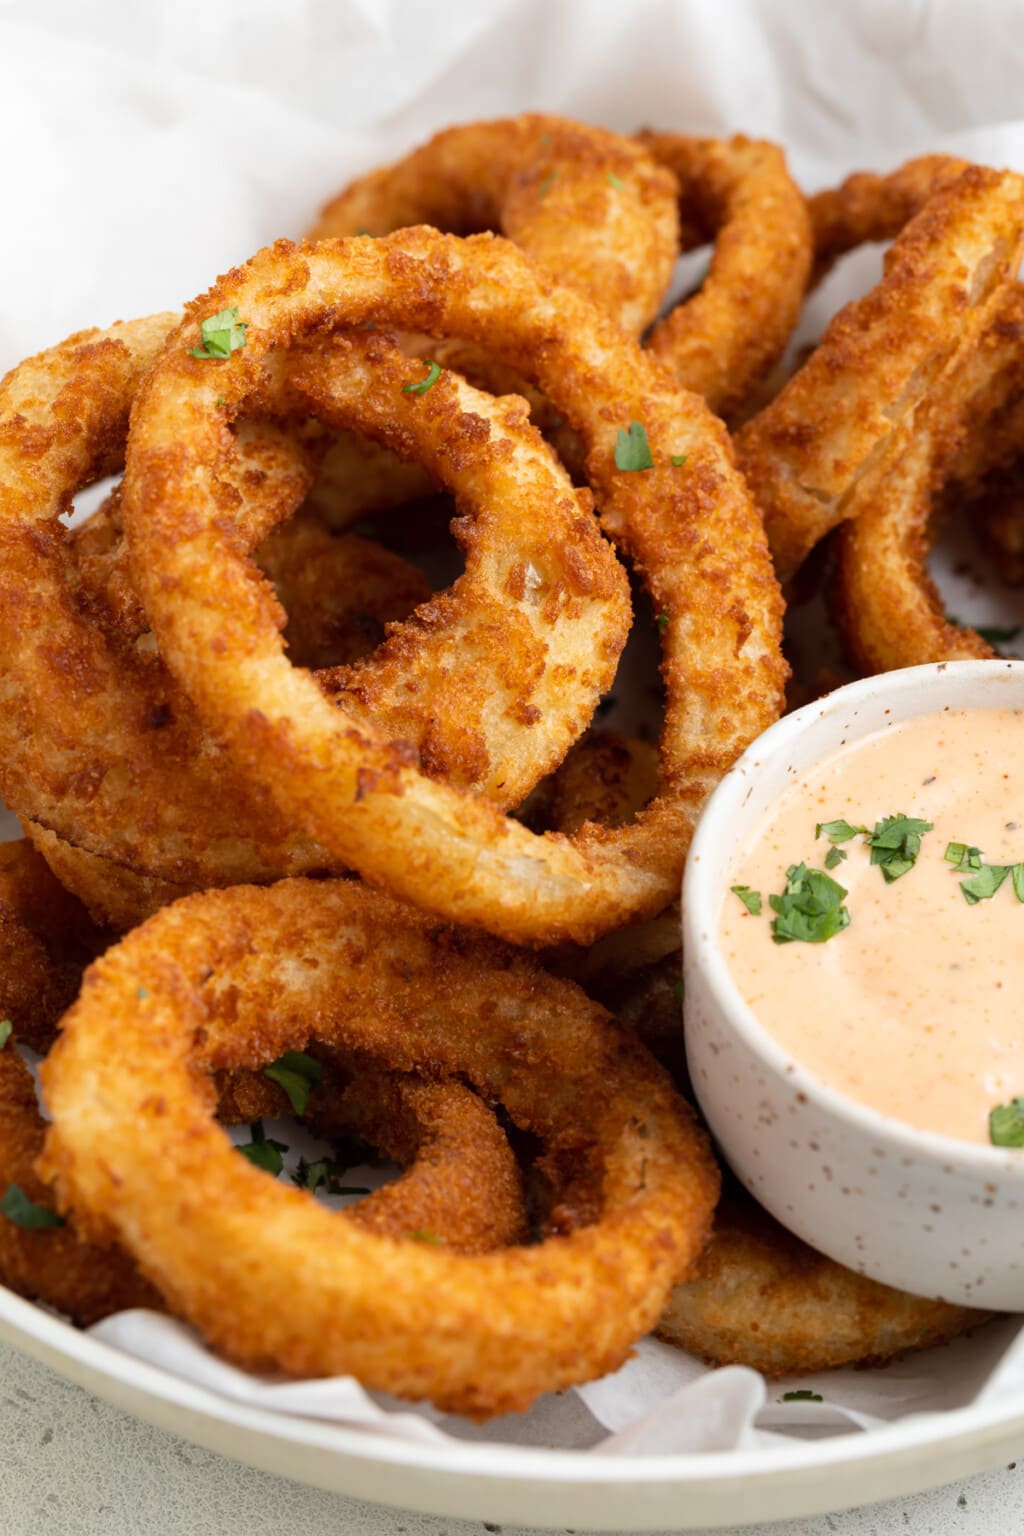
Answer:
[683,657,1024,1176]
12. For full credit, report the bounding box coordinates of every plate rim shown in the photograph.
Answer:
[3,1281,1024,1489]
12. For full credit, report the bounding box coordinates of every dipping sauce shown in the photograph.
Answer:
[720,707,1024,1145]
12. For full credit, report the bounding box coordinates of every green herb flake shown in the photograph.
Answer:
[237,1121,288,1176]
[614,420,654,472]
[944,842,984,872]
[671,979,684,1001]
[670,454,687,467]
[606,172,626,190]
[0,1021,11,1051]
[264,1050,324,1116]
[1013,864,1024,903]
[656,610,669,631]
[781,1389,823,1402]
[815,819,867,844]
[824,846,847,870]
[769,863,850,945]
[189,306,248,360]
[865,814,933,883]
[990,1098,1024,1147]
[136,986,149,1001]
[960,863,1012,905]
[402,360,442,396]
[410,1229,446,1245]
[537,171,558,199]
[730,885,762,916]
[1,1184,65,1231]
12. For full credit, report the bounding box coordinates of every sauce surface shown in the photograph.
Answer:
[721,707,1024,1144]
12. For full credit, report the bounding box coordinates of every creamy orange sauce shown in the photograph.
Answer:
[721,708,1024,1144]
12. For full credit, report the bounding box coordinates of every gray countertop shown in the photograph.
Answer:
[2,1340,1022,1536]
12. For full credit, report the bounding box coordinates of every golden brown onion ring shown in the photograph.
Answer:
[40,878,718,1417]
[217,1050,529,1255]
[1,1037,527,1323]
[637,132,812,420]
[808,154,970,282]
[123,229,785,946]
[834,287,1024,671]
[311,114,678,336]
[658,1186,988,1376]
[738,165,1024,581]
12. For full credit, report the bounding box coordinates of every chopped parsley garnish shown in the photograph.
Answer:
[814,813,931,883]
[944,840,1024,904]
[410,1229,446,1245]
[730,885,762,916]
[670,454,688,467]
[264,1050,323,1116]
[990,1098,1024,1147]
[864,814,933,883]
[815,819,867,844]
[402,360,442,396]
[292,1157,371,1197]
[136,986,149,1001]
[671,978,684,1001]
[960,862,1014,905]
[614,420,654,472]
[1,1184,65,1230]
[537,172,558,199]
[781,1389,823,1402]
[824,846,847,870]
[606,172,625,190]
[769,864,850,945]
[189,307,248,360]
[944,842,984,872]
[655,610,669,631]
[237,1121,288,1176]
[0,1021,11,1051]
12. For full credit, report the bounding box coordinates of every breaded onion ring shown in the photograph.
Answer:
[738,165,1024,580]
[834,287,1024,671]
[40,879,719,1417]
[123,229,785,946]
[637,132,812,420]
[217,1050,528,1255]
[311,114,678,336]
[1,1044,526,1322]
[0,841,110,1055]
[657,1187,988,1376]
[808,154,970,282]
[0,316,625,907]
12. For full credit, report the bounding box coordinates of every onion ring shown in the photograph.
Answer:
[40,878,718,1417]
[834,286,1024,671]
[808,154,970,282]
[1,315,625,907]
[123,229,785,946]
[737,165,1024,580]
[636,132,812,420]
[2,1026,527,1322]
[657,1186,988,1376]
[310,114,678,336]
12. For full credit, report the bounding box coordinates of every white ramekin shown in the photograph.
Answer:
[683,659,1024,1311]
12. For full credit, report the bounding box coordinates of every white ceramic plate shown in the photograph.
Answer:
[3,1284,1024,1531]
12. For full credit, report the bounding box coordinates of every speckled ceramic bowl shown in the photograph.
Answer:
[683,659,1024,1312]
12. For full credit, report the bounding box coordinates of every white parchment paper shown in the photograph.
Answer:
[4,0,1024,1460]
